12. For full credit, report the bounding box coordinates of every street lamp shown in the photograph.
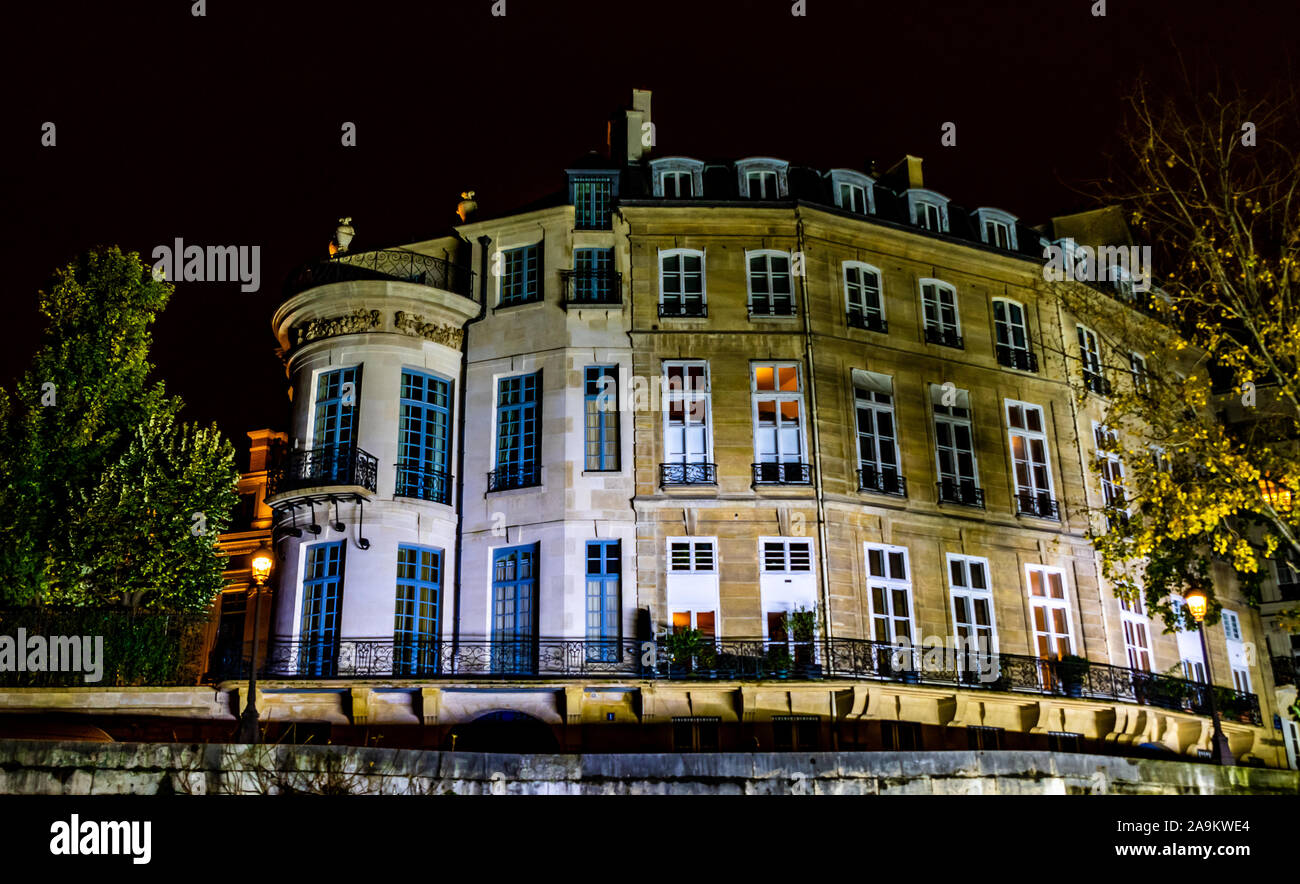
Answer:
[236,545,274,744]
[1183,588,1235,765]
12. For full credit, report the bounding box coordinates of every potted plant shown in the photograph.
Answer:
[665,628,703,677]
[1055,654,1091,698]
[783,606,822,678]
[766,645,793,678]
[696,643,719,679]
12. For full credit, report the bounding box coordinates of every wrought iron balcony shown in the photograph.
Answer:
[268,444,378,497]
[661,462,718,486]
[1084,371,1112,396]
[858,465,907,497]
[996,345,1038,372]
[924,326,963,349]
[846,311,887,333]
[284,249,474,299]
[748,299,797,318]
[560,268,622,307]
[658,300,707,318]
[937,480,984,507]
[1016,491,1060,520]
[487,464,541,493]
[395,464,451,505]
[752,462,812,486]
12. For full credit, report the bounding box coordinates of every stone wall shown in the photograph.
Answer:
[0,740,1293,795]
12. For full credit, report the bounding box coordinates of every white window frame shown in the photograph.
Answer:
[736,157,789,199]
[666,536,720,639]
[1025,564,1075,658]
[1129,351,1149,393]
[843,261,885,328]
[745,249,796,317]
[992,297,1031,365]
[1170,597,1206,682]
[1222,609,1242,643]
[906,188,950,232]
[932,384,979,494]
[973,208,1019,250]
[919,278,961,340]
[1077,324,1105,388]
[1117,593,1152,671]
[864,543,916,645]
[657,248,707,315]
[751,362,807,467]
[853,370,900,491]
[667,537,717,573]
[947,553,998,656]
[1005,399,1056,515]
[662,360,713,466]
[649,157,705,198]
[1093,422,1128,531]
[829,169,876,215]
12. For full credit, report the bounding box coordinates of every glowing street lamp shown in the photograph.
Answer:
[237,545,275,744]
[1183,588,1234,765]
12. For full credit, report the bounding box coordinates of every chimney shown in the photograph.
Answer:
[614,89,653,164]
[882,155,924,190]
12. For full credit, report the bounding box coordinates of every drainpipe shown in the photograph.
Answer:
[452,235,491,657]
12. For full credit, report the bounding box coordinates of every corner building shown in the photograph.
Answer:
[236,91,1289,766]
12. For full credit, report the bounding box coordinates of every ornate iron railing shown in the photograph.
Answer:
[661,462,717,486]
[748,299,796,318]
[752,462,813,486]
[658,300,707,318]
[1015,491,1060,521]
[285,249,474,298]
[487,464,541,492]
[394,464,451,505]
[937,480,984,507]
[560,268,622,306]
[846,311,887,333]
[212,635,1263,725]
[924,326,963,349]
[996,345,1038,372]
[1084,371,1112,397]
[858,465,907,497]
[268,444,378,496]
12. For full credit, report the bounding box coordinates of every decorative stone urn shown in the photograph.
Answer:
[334,217,355,253]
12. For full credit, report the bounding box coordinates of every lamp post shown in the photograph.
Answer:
[1183,588,1234,765]
[237,546,274,744]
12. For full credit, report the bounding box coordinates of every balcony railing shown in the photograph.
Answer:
[752,462,812,486]
[284,249,474,299]
[658,300,707,318]
[1015,491,1060,521]
[996,345,1038,373]
[1083,371,1112,397]
[846,311,887,333]
[924,326,963,349]
[661,462,717,486]
[858,465,907,497]
[394,464,451,505]
[268,444,378,497]
[211,635,1263,725]
[559,268,622,307]
[487,464,541,493]
[937,480,984,507]
[748,299,796,318]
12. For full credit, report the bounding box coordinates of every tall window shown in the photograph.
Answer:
[1094,423,1127,532]
[300,541,345,677]
[394,545,441,675]
[1118,594,1152,671]
[854,370,903,496]
[662,361,713,484]
[752,363,807,484]
[1078,325,1107,395]
[1006,400,1057,519]
[586,540,621,661]
[1026,565,1073,660]
[1129,351,1149,394]
[1171,598,1206,682]
[993,299,1035,371]
[920,280,962,348]
[313,366,360,483]
[492,544,538,673]
[747,250,794,317]
[500,244,541,306]
[1222,610,1252,692]
[844,262,885,332]
[667,538,718,639]
[396,370,452,504]
[492,372,540,490]
[571,248,616,303]
[933,385,979,505]
[659,249,706,316]
[761,538,816,663]
[865,544,914,645]
[948,555,996,663]
[584,366,619,471]
[573,175,614,229]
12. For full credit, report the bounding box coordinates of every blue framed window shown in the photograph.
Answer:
[492,544,538,673]
[584,366,619,471]
[396,370,452,504]
[394,545,442,675]
[573,248,615,303]
[313,366,360,483]
[500,244,540,306]
[300,542,345,677]
[573,175,615,229]
[491,372,541,490]
[586,541,621,661]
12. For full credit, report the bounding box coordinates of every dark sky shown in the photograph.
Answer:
[1,0,1295,463]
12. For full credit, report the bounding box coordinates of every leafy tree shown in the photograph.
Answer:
[1048,76,1300,633]
[0,247,238,610]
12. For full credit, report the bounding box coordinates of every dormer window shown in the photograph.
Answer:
[829,169,875,215]
[650,157,705,199]
[974,208,1018,250]
[736,158,789,199]
[906,189,950,232]
[568,171,618,230]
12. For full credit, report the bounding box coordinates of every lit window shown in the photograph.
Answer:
[1026,565,1073,660]
[1006,400,1058,520]
[752,363,807,484]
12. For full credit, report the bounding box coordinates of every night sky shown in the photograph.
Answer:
[1,0,1294,464]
